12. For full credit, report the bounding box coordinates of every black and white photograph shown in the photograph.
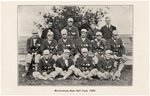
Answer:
[17,5,133,86]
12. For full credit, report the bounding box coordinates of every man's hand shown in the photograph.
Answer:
[42,72,47,76]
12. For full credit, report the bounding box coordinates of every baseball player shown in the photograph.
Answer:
[74,48,97,80]
[23,29,42,77]
[106,30,128,80]
[55,49,76,80]
[32,50,58,80]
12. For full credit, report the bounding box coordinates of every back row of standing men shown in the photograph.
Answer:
[24,17,127,81]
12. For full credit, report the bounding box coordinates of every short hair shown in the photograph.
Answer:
[81,48,88,53]
[96,32,102,36]
[43,50,50,55]
[105,17,111,20]
[47,31,54,36]
[81,29,87,33]
[67,18,74,22]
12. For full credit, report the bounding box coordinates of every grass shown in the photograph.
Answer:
[18,65,132,86]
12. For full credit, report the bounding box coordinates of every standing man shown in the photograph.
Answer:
[100,17,116,40]
[87,23,100,41]
[107,30,128,80]
[57,29,75,56]
[41,31,58,57]
[92,32,106,58]
[32,50,58,80]
[55,49,76,80]
[23,29,42,77]
[64,18,79,40]
[41,21,61,41]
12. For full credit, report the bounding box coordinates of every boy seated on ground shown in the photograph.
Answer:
[55,49,76,80]
[32,50,58,80]
[96,50,118,80]
[74,48,97,80]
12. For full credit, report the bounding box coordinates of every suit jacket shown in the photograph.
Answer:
[64,25,79,40]
[75,37,92,53]
[41,28,61,41]
[38,57,55,73]
[100,25,116,40]
[87,28,100,40]
[106,38,126,57]
[56,57,74,71]
[75,55,95,71]
[92,39,106,55]
[96,57,116,73]
[57,38,75,55]
[26,36,43,54]
[41,39,58,55]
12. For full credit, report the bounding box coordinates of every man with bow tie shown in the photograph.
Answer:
[96,50,117,80]
[100,17,117,40]
[106,30,128,80]
[55,49,76,80]
[32,50,58,80]
[74,48,97,80]
[23,29,43,77]
[64,18,79,40]
[92,32,107,58]
[41,31,58,59]
[57,29,75,56]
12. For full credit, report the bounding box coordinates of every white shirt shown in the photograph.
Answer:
[64,59,68,66]
[81,38,86,42]
[63,39,67,42]
[33,38,37,46]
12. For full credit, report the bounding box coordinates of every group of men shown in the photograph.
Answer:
[23,17,128,81]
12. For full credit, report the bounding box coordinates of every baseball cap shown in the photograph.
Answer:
[81,48,88,53]
[105,50,112,54]
[61,29,67,34]
[43,50,50,55]
[81,29,87,33]
[63,49,70,53]
[68,18,73,22]
[96,32,102,36]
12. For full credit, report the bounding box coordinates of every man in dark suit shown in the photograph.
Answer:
[32,50,58,80]
[106,30,128,80]
[23,29,43,77]
[40,31,58,57]
[87,23,100,41]
[64,18,79,40]
[41,21,61,41]
[55,49,76,80]
[74,48,97,80]
[57,29,75,56]
[100,17,116,40]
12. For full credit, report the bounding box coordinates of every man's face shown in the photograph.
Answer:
[62,33,68,39]
[105,18,111,25]
[44,54,49,59]
[64,52,70,59]
[68,21,73,26]
[113,34,119,39]
[82,52,88,57]
[90,24,96,30]
[81,31,87,38]
[32,33,38,38]
[105,53,111,59]
[96,34,102,40]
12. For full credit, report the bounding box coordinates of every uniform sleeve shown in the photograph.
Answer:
[120,39,126,55]
[75,58,83,71]
[88,58,95,71]
[57,40,64,55]
[40,40,46,54]
[110,59,117,73]
[75,27,79,39]
[36,38,43,54]
[52,40,58,55]
[26,38,32,54]
[56,59,61,68]
[38,59,43,73]
[96,58,105,73]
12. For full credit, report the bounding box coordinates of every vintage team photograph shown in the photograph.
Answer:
[18,5,133,86]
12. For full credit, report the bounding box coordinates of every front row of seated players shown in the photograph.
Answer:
[31,48,126,81]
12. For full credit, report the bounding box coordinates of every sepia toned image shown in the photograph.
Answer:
[18,5,133,86]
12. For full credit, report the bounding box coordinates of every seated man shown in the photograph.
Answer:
[32,50,58,80]
[23,29,43,77]
[74,48,97,80]
[55,49,76,80]
[106,30,128,79]
[92,32,106,58]
[57,29,75,56]
[96,50,117,80]
[40,31,58,60]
